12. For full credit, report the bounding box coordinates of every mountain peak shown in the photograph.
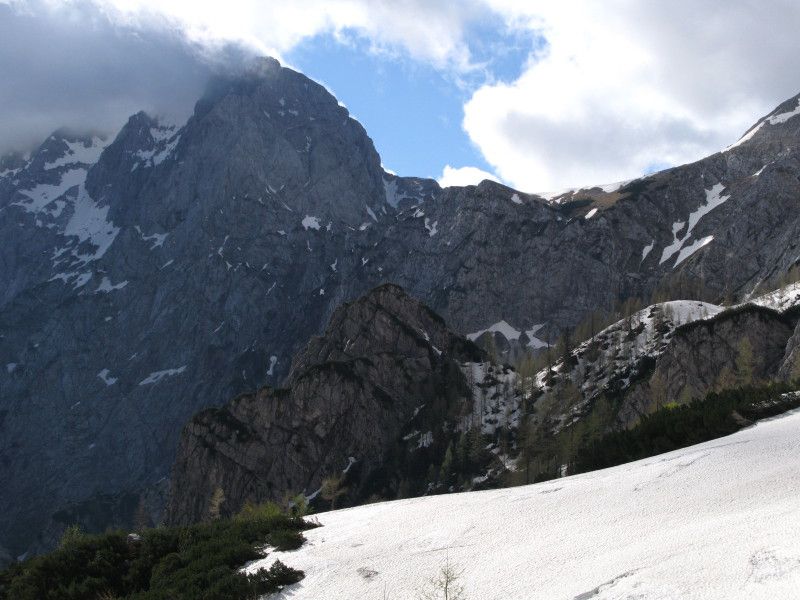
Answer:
[246,55,282,77]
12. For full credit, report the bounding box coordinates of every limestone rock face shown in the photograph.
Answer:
[166,284,482,525]
[3,55,800,554]
[618,306,798,427]
[778,319,800,380]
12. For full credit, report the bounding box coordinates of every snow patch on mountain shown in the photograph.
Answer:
[660,183,728,266]
[302,215,321,230]
[641,240,655,261]
[525,324,549,349]
[95,277,128,293]
[687,184,729,237]
[424,218,438,236]
[468,320,549,350]
[97,369,118,386]
[135,227,168,249]
[535,187,575,202]
[134,125,181,167]
[724,98,800,152]
[767,98,800,125]
[750,281,800,312]
[383,177,400,207]
[675,235,714,267]
[467,320,522,341]
[44,137,108,170]
[538,300,723,421]
[600,180,631,193]
[536,180,631,204]
[14,168,88,213]
[724,121,765,152]
[266,356,278,377]
[139,366,187,385]
[660,221,686,264]
[63,186,120,264]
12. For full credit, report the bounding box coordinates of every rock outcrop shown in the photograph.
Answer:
[530,287,800,445]
[617,305,799,426]
[166,284,483,525]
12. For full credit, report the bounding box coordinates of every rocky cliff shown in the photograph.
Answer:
[3,55,800,555]
[166,284,484,524]
[527,284,800,451]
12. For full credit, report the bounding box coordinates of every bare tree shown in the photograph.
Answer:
[418,556,467,600]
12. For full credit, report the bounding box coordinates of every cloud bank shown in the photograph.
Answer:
[0,1,242,153]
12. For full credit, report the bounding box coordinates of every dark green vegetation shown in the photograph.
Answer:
[0,504,312,600]
[570,383,800,475]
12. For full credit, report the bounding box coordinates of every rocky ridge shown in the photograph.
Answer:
[166,284,494,524]
[525,282,800,449]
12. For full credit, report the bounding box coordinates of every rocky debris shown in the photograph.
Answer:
[166,284,484,525]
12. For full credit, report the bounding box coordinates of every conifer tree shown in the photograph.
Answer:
[439,442,455,487]
[735,337,756,386]
[650,370,668,410]
[321,475,347,509]
[208,486,225,521]
[716,365,737,391]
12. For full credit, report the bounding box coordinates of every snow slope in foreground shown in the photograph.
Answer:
[250,411,800,599]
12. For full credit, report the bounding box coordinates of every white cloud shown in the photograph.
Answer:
[438,164,499,188]
[86,0,487,71]
[465,0,800,191]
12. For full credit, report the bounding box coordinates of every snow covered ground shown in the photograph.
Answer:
[752,281,800,312]
[252,410,800,599]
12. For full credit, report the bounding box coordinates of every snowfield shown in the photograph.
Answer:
[251,410,800,599]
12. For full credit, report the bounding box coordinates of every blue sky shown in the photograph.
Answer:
[285,24,538,180]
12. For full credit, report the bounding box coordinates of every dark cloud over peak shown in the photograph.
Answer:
[0,1,254,154]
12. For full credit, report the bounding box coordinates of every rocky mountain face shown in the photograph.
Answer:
[166,284,485,524]
[527,283,800,455]
[3,55,800,556]
[618,303,800,426]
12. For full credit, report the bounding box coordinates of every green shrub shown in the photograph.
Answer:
[235,501,283,523]
[571,383,800,474]
[0,504,313,600]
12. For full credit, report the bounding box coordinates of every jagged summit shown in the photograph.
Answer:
[246,55,282,76]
